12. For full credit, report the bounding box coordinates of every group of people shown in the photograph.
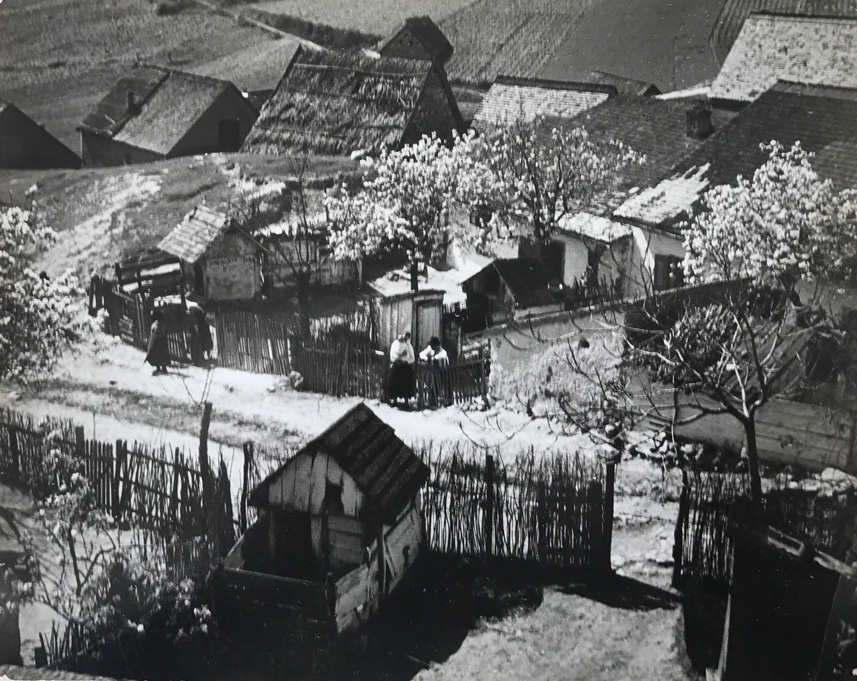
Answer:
[145,304,213,375]
[388,331,449,409]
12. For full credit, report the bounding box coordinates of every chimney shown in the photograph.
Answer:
[686,104,713,139]
[127,90,136,113]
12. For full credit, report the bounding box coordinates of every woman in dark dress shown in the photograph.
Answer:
[388,331,415,408]
[145,309,170,375]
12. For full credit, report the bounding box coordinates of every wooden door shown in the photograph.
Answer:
[414,300,441,354]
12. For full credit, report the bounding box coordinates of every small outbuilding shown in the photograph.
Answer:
[78,65,259,167]
[377,16,454,65]
[0,99,80,169]
[219,403,427,638]
[462,258,564,328]
[157,205,265,301]
[366,284,445,356]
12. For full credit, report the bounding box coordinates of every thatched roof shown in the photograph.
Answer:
[242,48,449,156]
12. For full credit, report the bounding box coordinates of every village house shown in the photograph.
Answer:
[241,47,465,158]
[471,76,617,131]
[157,205,266,302]
[78,65,259,167]
[0,99,80,169]
[613,80,857,297]
[377,16,454,65]
[708,13,857,109]
[220,403,427,636]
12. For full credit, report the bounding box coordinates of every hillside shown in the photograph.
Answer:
[0,153,355,280]
[0,0,293,149]
[540,0,724,91]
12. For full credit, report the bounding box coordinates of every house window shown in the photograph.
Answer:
[543,240,565,282]
[653,255,685,291]
[218,119,241,152]
[469,204,493,229]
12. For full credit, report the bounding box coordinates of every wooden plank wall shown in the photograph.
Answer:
[635,389,857,475]
[267,450,365,517]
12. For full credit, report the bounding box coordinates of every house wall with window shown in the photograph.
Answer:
[626,226,686,297]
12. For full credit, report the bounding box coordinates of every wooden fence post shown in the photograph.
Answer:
[112,439,125,520]
[9,430,20,485]
[673,468,690,589]
[484,454,495,556]
[602,462,615,573]
[240,442,253,533]
[199,401,213,531]
[74,426,85,458]
[537,485,547,564]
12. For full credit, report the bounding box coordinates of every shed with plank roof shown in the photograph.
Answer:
[219,403,427,639]
[157,205,265,301]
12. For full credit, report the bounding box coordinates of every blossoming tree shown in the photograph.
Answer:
[473,118,641,244]
[631,142,857,501]
[0,205,86,382]
[325,132,497,291]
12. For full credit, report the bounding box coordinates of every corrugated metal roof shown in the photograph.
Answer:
[710,13,857,103]
[251,403,428,520]
[157,205,230,263]
[472,76,615,130]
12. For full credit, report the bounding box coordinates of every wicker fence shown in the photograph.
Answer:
[0,409,234,541]
[419,443,615,574]
[673,470,857,588]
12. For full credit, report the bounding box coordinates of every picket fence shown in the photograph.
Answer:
[419,443,615,574]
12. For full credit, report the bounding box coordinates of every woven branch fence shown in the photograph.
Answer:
[673,469,857,588]
[418,442,615,575]
[0,409,234,542]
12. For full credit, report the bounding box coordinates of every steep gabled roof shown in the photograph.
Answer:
[250,403,429,520]
[79,66,249,155]
[567,94,725,212]
[379,16,454,63]
[472,76,616,130]
[158,205,262,263]
[588,71,661,97]
[614,81,857,231]
[242,48,460,156]
[0,98,81,168]
[710,13,857,104]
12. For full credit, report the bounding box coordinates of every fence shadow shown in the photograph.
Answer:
[558,573,681,612]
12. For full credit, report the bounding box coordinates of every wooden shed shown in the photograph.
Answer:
[367,286,444,356]
[218,403,428,639]
[157,205,265,302]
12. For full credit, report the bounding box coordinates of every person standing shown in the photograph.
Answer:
[189,303,213,362]
[388,331,415,409]
[145,309,170,375]
[419,336,449,408]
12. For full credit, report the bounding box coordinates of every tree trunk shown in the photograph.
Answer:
[744,417,763,505]
[296,266,311,337]
[409,259,419,292]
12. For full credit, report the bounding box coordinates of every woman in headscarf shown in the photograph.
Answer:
[388,330,415,409]
[145,309,171,375]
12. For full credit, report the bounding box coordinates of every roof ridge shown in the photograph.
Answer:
[137,62,234,88]
[746,10,857,22]
[493,75,618,95]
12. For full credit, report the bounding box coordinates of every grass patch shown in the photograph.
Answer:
[240,8,381,49]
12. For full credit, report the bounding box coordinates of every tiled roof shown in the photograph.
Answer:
[79,66,242,155]
[588,71,661,97]
[614,81,857,230]
[472,76,615,130]
[379,16,454,63]
[710,13,857,103]
[558,212,632,244]
[567,95,729,211]
[250,403,428,520]
[158,206,232,263]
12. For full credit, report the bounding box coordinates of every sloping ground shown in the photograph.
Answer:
[0,0,281,148]
[249,0,477,33]
[0,153,355,279]
[540,0,725,92]
[440,0,595,84]
[710,0,857,63]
